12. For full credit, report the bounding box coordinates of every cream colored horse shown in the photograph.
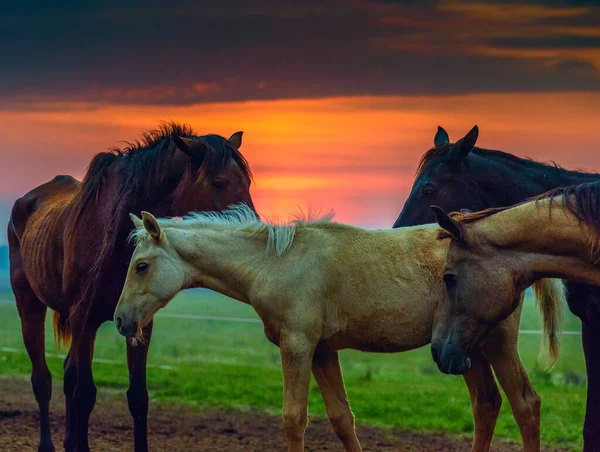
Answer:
[114,204,563,452]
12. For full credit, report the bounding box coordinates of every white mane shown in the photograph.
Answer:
[130,203,335,256]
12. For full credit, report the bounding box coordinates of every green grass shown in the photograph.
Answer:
[0,289,586,449]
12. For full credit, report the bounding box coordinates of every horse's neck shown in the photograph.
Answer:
[133,153,190,214]
[471,154,598,206]
[479,198,581,250]
[171,227,269,305]
[477,199,600,286]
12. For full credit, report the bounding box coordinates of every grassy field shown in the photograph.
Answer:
[0,288,586,449]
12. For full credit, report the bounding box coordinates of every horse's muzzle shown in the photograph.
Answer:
[431,340,471,375]
[114,309,138,338]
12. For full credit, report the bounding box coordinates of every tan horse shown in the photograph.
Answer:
[429,182,600,374]
[430,182,600,451]
[114,204,563,452]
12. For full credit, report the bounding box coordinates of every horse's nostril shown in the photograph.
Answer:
[115,316,123,330]
[431,347,438,363]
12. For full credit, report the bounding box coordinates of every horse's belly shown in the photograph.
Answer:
[20,218,69,311]
[22,257,66,311]
[321,304,434,353]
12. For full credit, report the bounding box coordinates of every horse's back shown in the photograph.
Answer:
[10,175,78,235]
[266,225,445,352]
[9,175,80,309]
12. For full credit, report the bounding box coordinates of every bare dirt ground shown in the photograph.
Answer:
[0,375,566,451]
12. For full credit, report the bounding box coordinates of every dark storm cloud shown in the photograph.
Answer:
[1,0,599,107]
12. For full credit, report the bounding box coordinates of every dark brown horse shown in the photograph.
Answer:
[8,123,255,452]
[394,126,600,450]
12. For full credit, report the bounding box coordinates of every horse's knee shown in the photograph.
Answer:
[477,386,502,417]
[522,389,541,416]
[31,368,52,403]
[528,391,541,418]
[63,365,77,397]
[127,385,149,419]
[513,390,541,427]
[283,410,308,440]
[73,382,97,416]
[329,409,355,439]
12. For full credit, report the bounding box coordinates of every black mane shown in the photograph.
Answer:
[417,144,593,179]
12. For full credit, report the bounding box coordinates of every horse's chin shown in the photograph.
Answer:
[127,311,158,347]
[127,316,150,347]
[128,336,142,347]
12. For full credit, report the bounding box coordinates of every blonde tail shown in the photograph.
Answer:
[52,310,72,351]
[532,278,565,369]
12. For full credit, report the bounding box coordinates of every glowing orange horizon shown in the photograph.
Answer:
[0,92,599,228]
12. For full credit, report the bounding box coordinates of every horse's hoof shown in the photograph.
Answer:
[38,442,55,452]
[63,442,89,452]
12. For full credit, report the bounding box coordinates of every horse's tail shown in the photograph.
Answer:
[532,278,565,369]
[53,310,72,350]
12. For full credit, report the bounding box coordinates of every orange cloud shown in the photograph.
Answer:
[438,2,590,21]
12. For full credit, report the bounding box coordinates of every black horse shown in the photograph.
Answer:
[394,125,600,451]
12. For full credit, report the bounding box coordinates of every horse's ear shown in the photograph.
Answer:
[173,136,194,156]
[129,213,143,229]
[431,206,465,242]
[173,136,214,164]
[228,131,243,150]
[450,125,478,164]
[141,211,162,242]
[434,126,450,146]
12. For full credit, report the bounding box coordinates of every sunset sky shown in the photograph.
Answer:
[1,0,600,243]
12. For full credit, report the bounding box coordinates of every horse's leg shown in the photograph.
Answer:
[483,338,540,452]
[63,348,77,449]
[279,332,316,452]
[312,351,362,452]
[14,279,54,452]
[126,319,154,452]
[64,319,99,452]
[567,284,600,451]
[582,321,600,451]
[462,349,502,452]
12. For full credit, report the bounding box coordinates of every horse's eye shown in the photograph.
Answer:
[136,262,149,273]
[422,184,437,196]
[212,179,228,190]
[443,273,456,285]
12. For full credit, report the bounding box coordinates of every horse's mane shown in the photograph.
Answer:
[112,122,195,156]
[131,203,337,257]
[540,182,600,254]
[74,122,252,214]
[417,143,591,178]
[438,181,600,250]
